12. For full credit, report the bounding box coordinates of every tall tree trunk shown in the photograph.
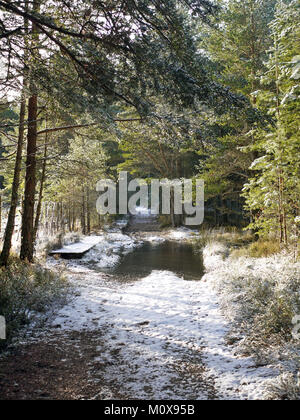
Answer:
[20,0,39,262]
[0,96,27,266]
[67,202,71,232]
[86,188,91,234]
[170,189,176,228]
[60,202,65,233]
[81,190,86,235]
[33,139,47,244]
[72,202,75,231]
[0,195,2,234]
[56,202,60,233]
[20,94,38,262]
[0,0,29,266]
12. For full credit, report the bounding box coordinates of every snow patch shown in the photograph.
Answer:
[50,269,213,399]
[147,236,166,243]
[166,227,197,241]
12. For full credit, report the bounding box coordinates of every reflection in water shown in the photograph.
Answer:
[111,240,204,281]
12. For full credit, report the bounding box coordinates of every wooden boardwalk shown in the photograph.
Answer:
[49,236,101,259]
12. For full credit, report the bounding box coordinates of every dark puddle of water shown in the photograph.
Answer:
[109,240,204,281]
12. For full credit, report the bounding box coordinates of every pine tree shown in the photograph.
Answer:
[198,0,277,225]
[243,0,300,243]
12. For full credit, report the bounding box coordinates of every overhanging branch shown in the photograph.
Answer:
[37,119,142,136]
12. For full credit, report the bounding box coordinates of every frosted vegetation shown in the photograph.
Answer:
[201,238,300,399]
[0,258,68,348]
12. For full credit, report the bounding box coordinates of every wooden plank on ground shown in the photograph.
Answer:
[49,236,101,258]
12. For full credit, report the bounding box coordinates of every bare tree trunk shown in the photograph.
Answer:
[60,202,64,233]
[86,188,91,234]
[20,94,38,262]
[0,0,29,266]
[0,96,27,266]
[278,174,285,244]
[81,190,86,235]
[56,202,60,233]
[72,202,75,231]
[67,201,71,232]
[33,139,47,244]
[170,189,176,228]
[20,0,40,262]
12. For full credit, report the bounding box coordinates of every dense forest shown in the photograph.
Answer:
[0,0,299,264]
[0,0,299,402]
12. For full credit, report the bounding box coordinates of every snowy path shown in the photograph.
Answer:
[51,268,217,399]
[46,231,276,400]
[1,226,277,400]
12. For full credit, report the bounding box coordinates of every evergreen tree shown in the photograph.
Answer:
[243,0,300,243]
[198,0,277,225]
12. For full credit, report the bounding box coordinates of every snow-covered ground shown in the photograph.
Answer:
[203,243,300,400]
[199,243,280,400]
[44,227,288,399]
[51,269,212,399]
[165,227,198,241]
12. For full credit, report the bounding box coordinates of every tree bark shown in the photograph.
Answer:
[0,0,29,266]
[0,96,27,266]
[20,94,38,262]
[86,188,91,234]
[33,138,47,244]
[81,190,86,235]
[20,0,40,262]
